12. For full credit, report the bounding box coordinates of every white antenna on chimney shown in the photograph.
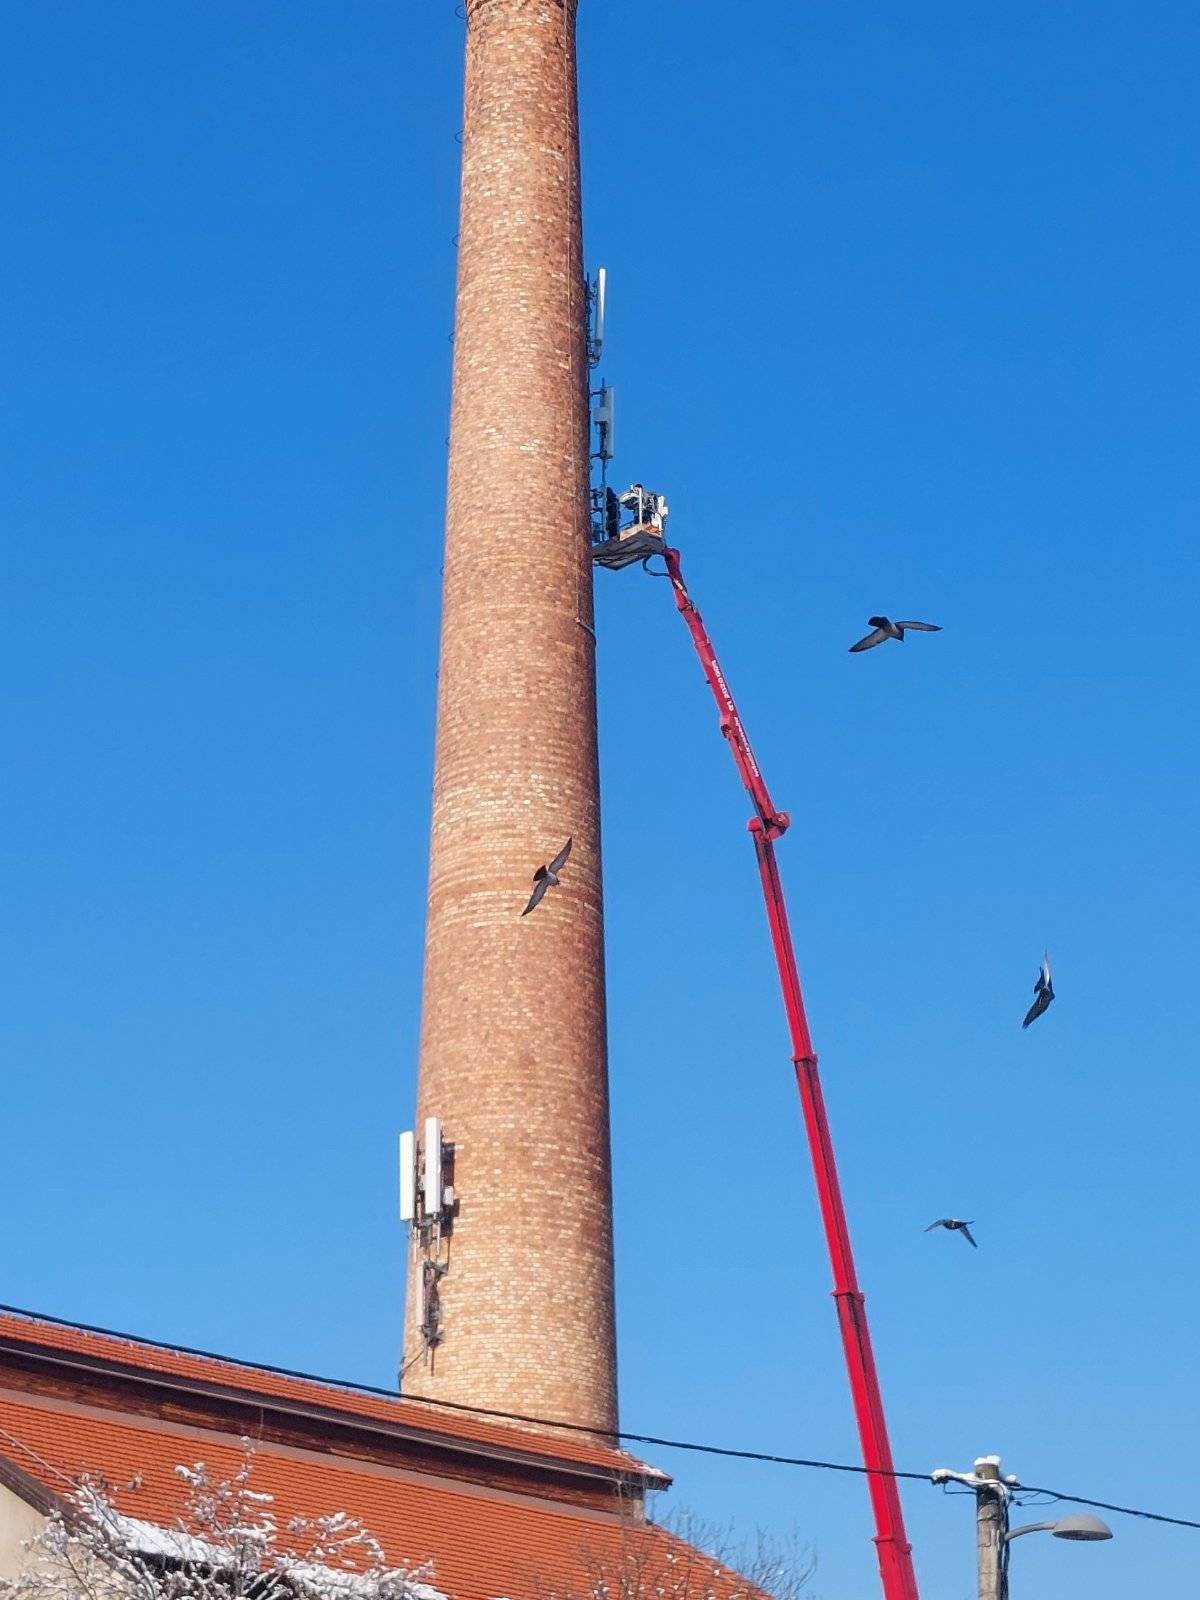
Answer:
[398,1130,417,1223]
[398,1117,453,1372]
[593,386,615,463]
[588,266,607,367]
[423,1115,444,1216]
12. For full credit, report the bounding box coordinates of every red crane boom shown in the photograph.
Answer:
[660,545,921,1600]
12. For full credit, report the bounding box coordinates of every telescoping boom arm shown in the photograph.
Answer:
[660,546,921,1600]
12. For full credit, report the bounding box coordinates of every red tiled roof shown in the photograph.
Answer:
[0,1312,656,1480]
[0,1313,744,1600]
[0,1388,691,1600]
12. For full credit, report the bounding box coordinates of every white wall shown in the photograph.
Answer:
[0,1481,45,1584]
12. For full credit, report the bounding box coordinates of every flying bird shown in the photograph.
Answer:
[1022,952,1055,1028]
[521,838,573,917]
[849,616,942,653]
[925,1218,977,1248]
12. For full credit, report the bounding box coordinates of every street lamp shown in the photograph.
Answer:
[932,1456,1114,1598]
[1006,1513,1114,1543]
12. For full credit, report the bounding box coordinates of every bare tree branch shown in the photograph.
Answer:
[539,1500,815,1600]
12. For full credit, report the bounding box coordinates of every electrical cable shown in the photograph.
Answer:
[1008,1486,1200,1532]
[396,1345,427,1383]
[998,1496,1011,1600]
[0,1303,1196,1532]
[0,1424,75,1489]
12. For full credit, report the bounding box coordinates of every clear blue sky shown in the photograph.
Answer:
[2,3,1198,1596]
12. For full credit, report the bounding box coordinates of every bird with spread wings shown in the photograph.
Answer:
[521,838,573,917]
[926,1218,978,1247]
[849,616,942,652]
[1022,952,1055,1028]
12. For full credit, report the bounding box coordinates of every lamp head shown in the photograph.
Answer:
[1051,1514,1113,1542]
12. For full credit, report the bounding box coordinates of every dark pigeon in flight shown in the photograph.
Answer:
[521,838,573,917]
[926,1218,977,1248]
[1022,953,1055,1028]
[849,617,942,653]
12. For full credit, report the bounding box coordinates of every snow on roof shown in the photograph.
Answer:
[110,1509,446,1600]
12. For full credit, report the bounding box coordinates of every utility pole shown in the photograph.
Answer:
[932,1455,1012,1600]
[973,1456,1008,1600]
[933,1453,1113,1598]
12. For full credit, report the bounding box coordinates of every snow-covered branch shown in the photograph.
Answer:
[0,1446,441,1600]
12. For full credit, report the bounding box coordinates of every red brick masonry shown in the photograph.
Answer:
[403,0,617,1434]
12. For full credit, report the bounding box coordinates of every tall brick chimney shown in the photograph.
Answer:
[401,0,616,1433]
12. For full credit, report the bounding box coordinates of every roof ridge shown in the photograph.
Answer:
[0,1306,666,1484]
[0,1304,403,1407]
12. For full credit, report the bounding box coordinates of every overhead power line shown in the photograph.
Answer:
[1007,1485,1200,1532]
[0,1303,1195,1533]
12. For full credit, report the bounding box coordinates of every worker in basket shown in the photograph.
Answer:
[619,483,667,532]
[592,481,669,569]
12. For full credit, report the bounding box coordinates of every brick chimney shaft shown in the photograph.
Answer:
[402,0,617,1432]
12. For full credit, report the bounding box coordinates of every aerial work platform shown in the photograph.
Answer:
[591,523,665,569]
[590,483,668,569]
